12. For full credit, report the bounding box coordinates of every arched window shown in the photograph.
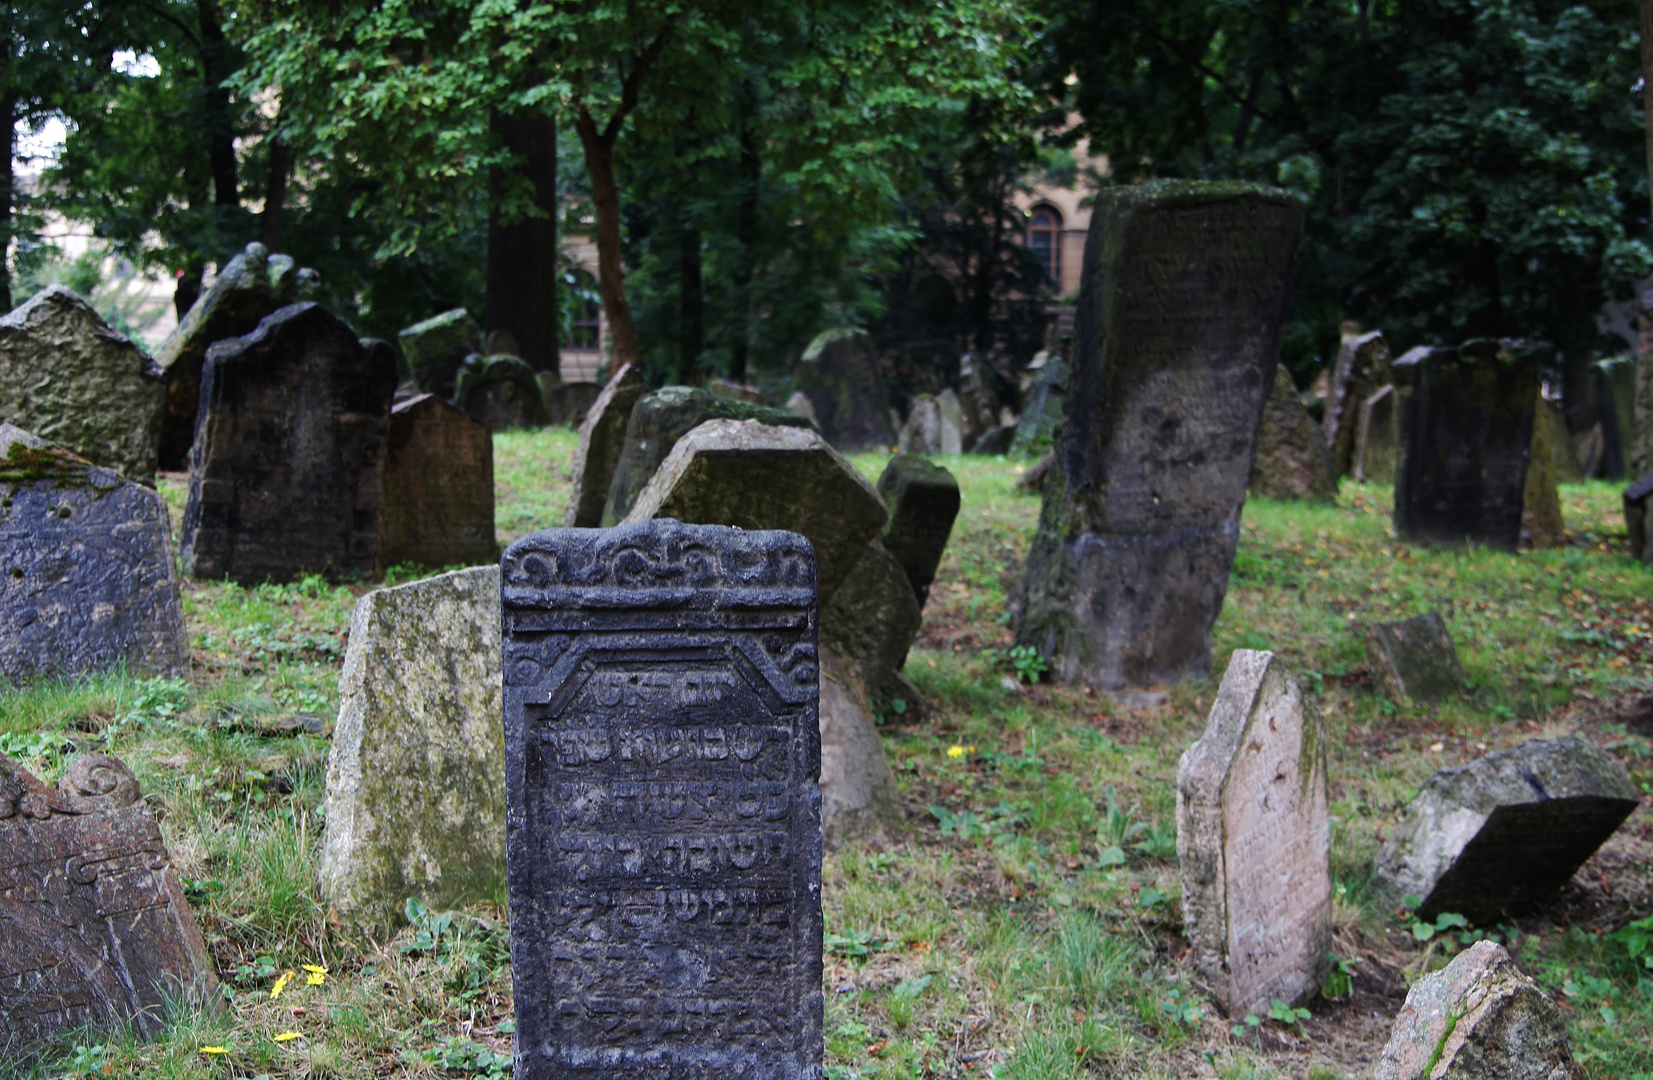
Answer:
[1028,207,1062,286]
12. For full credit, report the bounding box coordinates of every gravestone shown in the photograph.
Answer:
[1353,384,1397,484]
[1377,735,1638,922]
[1375,941,1583,1080]
[795,328,897,452]
[1594,356,1636,480]
[622,419,887,603]
[1523,388,1565,548]
[0,285,165,483]
[600,386,816,527]
[400,308,481,401]
[1365,612,1468,703]
[820,539,922,713]
[152,242,318,469]
[566,364,647,527]
[1177,649,1330,1017]
[1009,346,1068,457]
[1324,329,1391,477]
[707,379,765,405]
[1014,182,1304,690]
[320,566,504,926]
[876,454,960,606]
[1249,365,1337,502]
[545,380,601,427]
[0,751,216,1055]
[378,394,497,569]
[957,356,999,447]
[1540,395,1585,483]
[1394,341,1538,550]
[1624,474,1653,563]
[819,647,900,835]
[181,302,398,585]
[898,395,942,455]
[1,425,187,683]
[502,519,823,1080]
[784,391,817,425]
[936,390,964,455]
[453,351,549,431]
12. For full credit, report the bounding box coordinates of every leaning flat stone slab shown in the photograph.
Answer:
[622,418,887,602]
[1375,940,1582,1080]
[0,751,216,1057]
[0,285,165,483]
[876,454,960,606]
[566,363,647,527]
[796,328,897,452]
[1249,364,1337,502]
[501,520,823,1080]
[1377,735,1639,922]
[0,425,186,683]
[379,394,497,569]
[1324,329,1390,478]
[1366,612,1468,703]
[320,566,503,926]
[1177,649,1330,1017]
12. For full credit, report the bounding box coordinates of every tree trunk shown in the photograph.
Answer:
[1635,0,1653,479]
[0,92,15,309]
[261,132,289,251]
[486,107,559,377]
[730,85,759,384]
[574,112,640,370]
[175,267,203,318]
[197,0,238,212]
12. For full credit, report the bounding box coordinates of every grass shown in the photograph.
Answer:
[5,432,1653,1079]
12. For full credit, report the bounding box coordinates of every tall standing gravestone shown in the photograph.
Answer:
[1394,341,1538,551]
[379,394,497,569]
[502,520,823,1079]
[567,364,647,528]
[795,329,897,452]
[1353,384,1397,483]
[0,751,216,1056]
[1,425,186,683]
[1324,329,1391,477]
[181,303,398,584]
[1177,649,1330,1017]
[1014,182,1303,690]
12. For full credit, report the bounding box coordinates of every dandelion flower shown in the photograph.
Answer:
[270,970,295,999]
[200,1045,228,1055]
[946,745,964,758]
[305,970,326,986]
[273,1031,301,1043]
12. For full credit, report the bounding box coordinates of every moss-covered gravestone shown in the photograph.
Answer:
[1353,384,1397,484]
[820,539,922,715]
[379,394,497,569]
[876,454,960,606]
[0,425,186,683]
[0,285,165,483]
[1249,365,1337,502]
[181,303,398,585]
[1014,182,1304,690]
[320,566,503,926]
[1324,329,1391,478]
[399,308,481,402]
[1523,388,1565,548]
[1009,345,1069,457]
[795,328,897,452]
[566,364,646,527]
[1365,612,1468,703]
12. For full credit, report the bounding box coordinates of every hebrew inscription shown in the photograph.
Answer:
[502,519,823,1080]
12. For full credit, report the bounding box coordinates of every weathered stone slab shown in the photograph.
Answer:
[502,520,823,1080]
[0,285,165,483]
[936,389,964,455]
[819,646,900,837]
[957,356,999,448]
[0,751,216,1055]
[320,566,503,926]
[181,302,398,585]
[1,425,186,683]
[1394,341,1538,550]
[1375,940,1582,1080]
[1176,649,1330,1017]
[898,395,942,455]
[1625,473,1653,563]
[399,308,481,402]
[379,394,497,570]
[545,380,600,427]
[602,387,816,526]
[1595,356,1636,481]
[1014,182,1304,690]
[820,539,922,713]
[1249,364,1337,502]
[153,243,318,470]
[1009,347,1068,457]
[795,328,897,452]
[1523,388,1565,548]
[1352,384,1397,484]
[622,419,886,603]
[1377,735,1638,922]
[453,351,549,431]
[1324,329,1391,477]
[1366,612,1468,703]
[1540,395,1584,483]
[566,364,647,527]
[876,454,960,606]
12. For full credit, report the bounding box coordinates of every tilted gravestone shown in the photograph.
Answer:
[622,419,887,603]
[1394,341,1538,550]
[152,242,318,470]
[876,454,960,607]
[400,308,481,402]
[1378,736,1638,922]
[897,395,942,456]
[1009,346,1069,457]
[1324,329,1390,477]
[320,566,503,926]
[1,425,186,683]
[379,394,497,569]
[602,387,815,527]
[1523,388,1565,548]
[1365,612,1468,703]
[0,285,165,484]
[1014,182,1304,690]
[502,520,823,1080]
[795,328,897,452]
[0,751,216,1055]
[1177,649,1330,1017]
[1375,941,1583,1080]
[567,364,647,528]
[181,302,398,585]
[1352,384,1397,484]
[1249,364,1337,502]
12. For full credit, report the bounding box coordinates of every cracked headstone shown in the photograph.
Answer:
[399,308,481,402]
[501,519,823,1080]
[795,328,897,452]
[1177,649,1330,1018]
[1365,612,1469,703]
[320,566,504,927]
[876,454,960,607]
[378,394,497,571]
[1,425,186,683]
[566,364,647,528]
[1249,364,1337,502]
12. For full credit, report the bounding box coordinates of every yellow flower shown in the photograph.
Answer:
[305,970,326,986]
[200,1046,228,1055]
[273,1031,301,1043]
[270,970,295,999]
[946,745,964,758]
[302,963,328,975]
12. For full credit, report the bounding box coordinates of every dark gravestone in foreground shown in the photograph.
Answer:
[181,303,398,584]
[0,425,186,683]
[502,520,823,1080]
[1394,341,1537,551]
[0,751,216,1056]
[795,329,897,452]
[876,454,960,607]
[1014,182,1304,690]
[379,394,497,569]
